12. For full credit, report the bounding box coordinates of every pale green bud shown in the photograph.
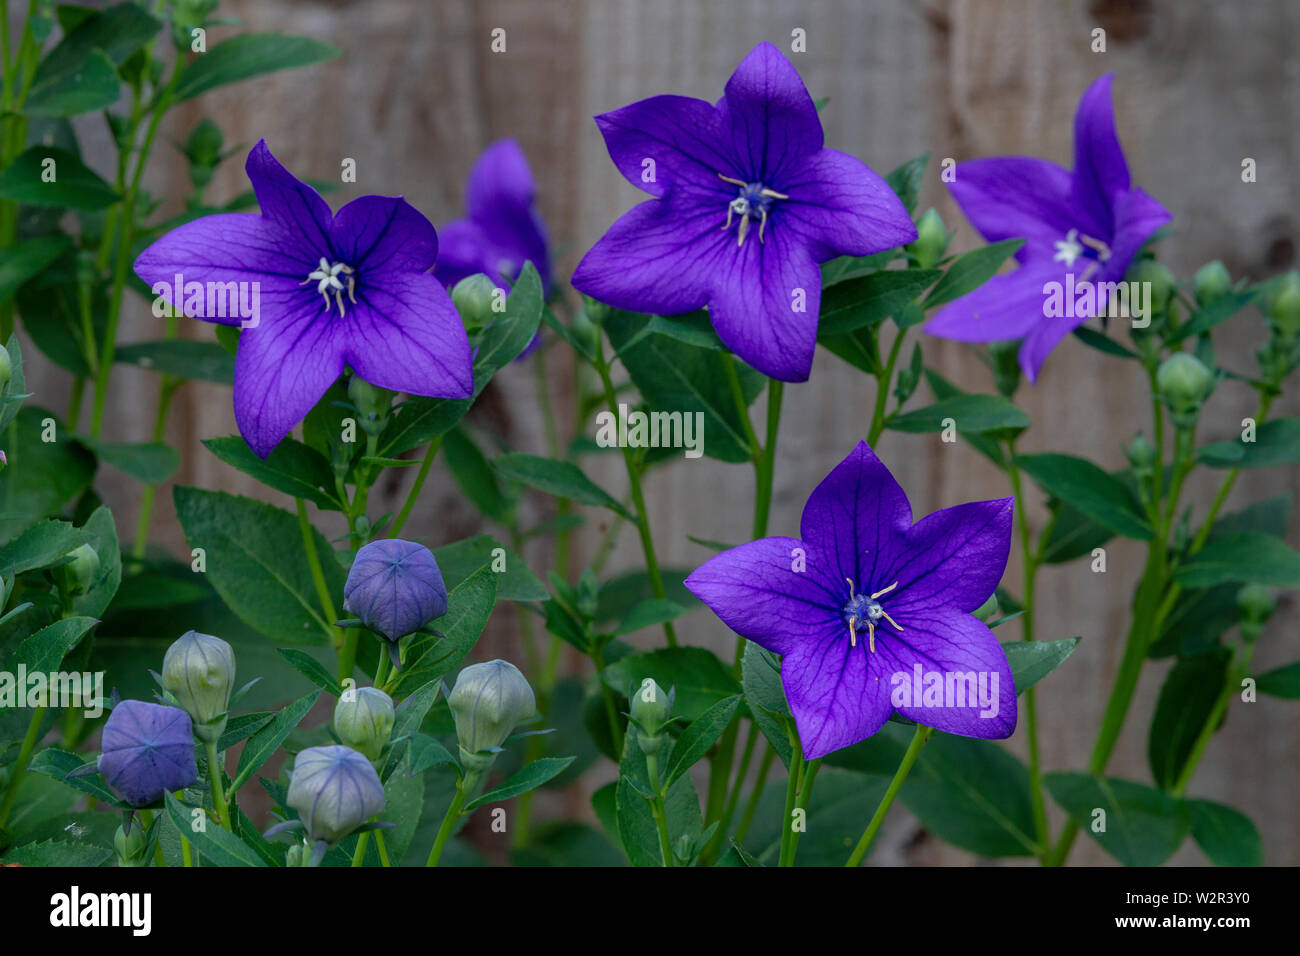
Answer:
[333,687,395,762]
[1267,271,1300,339]
[0,344,11,390]
[1236,584,1276,643]
[55,544,99,597]
[1193,261,1231,307]
[629,677,672,741]
[448,660,536,762]
[906,208,948,270]
[972,594,999,623]
[451,274,501,331]
[114,824,148,867]
[162,630,236,743]
[1156,352,1214,427]
[346,375,393,437]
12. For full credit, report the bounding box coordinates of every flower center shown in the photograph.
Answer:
[1053,228,1112,279]
[718,173,788,247]
[841,578,903,653]
[302,257,357,316]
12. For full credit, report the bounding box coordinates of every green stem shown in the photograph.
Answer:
[426,773,475,867]
[645,750,674,866]
[296,498,348,680]
[351,830,370,867]
[139,809,166,866]
[845,724,932,866]
[786,757,821,865]
[735,743,775,845]
[1172,644,1254,799]
[591,643,624,755]
[712,720,759,854]
[203,738,231,831]
[180,832,193,867]
[868,327,907,445]
[389,436,442,538]
[0,704,45,826]
[777,731,804,867]
[132,373,179,559]
[374,828,391,867]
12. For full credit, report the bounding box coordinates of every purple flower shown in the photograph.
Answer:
[572,42,916,382]
[97,700,198,807]
[286,745,385,846]
[134,140,473,458]
[924,74,1171,382]
[685,442,1016,759]
[343,538,448,644]
[433,138,552,295]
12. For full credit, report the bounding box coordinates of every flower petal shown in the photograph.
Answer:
[234,296,346,458]
[571,197,721,317]
[594,94,731,198]
[873,608,1016,739]
[431,218,491,289]
[1105,186,1172,280]
[684,536,839,656]
[777,148,917,259]
[329,195,438,275]
[884,497,1013,616]
[245,140,333,255]
[1018,313,1080,384]
[133,213,311,324]
[798,441,912,598]
[947,156,1084,255]
[1071,73,1130,231]
[464,139,552,291]
[706,222,822,381]
[782,632,894,759]
[716,42,823,180]
[923,265,1058,344]
[346,272,473,399]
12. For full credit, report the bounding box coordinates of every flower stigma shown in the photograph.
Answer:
[1052,228,1112,280]
[843,578,903,652]
[302,257,357,316]
[718,173,788,247]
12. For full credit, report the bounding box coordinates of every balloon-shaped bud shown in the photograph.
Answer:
[343,539,448,643]
[448,660,536,768]
[333,687,395,762]
[346,375,394,437]
[907,208,948,270]
[55,543,100,597]
[162,630,236,742]
[114,823,149,867]
[1156,352,1215,427]
[97,701,198,808]
[286,745,386,847]
[1193,260,1231,307]
[451,274,500,331]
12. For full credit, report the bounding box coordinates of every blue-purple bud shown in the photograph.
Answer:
[97,701,198,808]
[343,539,448,642]
[162,630,235,743]
[286,745,385,846]
[448,660,536,769]
[333,687,395,762]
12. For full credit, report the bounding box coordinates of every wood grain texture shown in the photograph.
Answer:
[15,0,1297,864]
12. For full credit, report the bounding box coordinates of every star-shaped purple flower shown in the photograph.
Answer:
[343,538,448,644]
[97,700,198,807]
[685,441,1016,758]
[134,140,473,458]
[924,74,1172,382]
[572,42,916,382]
[433,138,552,295]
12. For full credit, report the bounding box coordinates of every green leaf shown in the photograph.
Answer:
[663,695,742,787]
[382,680,442,781]
[888,393,1029,435]
[1002,637,1080,694]
[614,728,703,866]
[603,646,739,723]
[1014,453,1153,540]
[1170,291,1255,342]
[443,426,511,522]
[1208,495,1291,541]
[115,339,235,384]
[885,152,929,214]
[0,519,89,577]
[405,733,457,777]
[817,269,941,337]
[465,756,577,810]
[604,309,764,464]
[1198,419,1300,469]
[173,486,347,644]
[923,239,1024,308]
[202,436,340,510]
[1072,325,1138,359]
[173,34,341,102]
[0,235,70,304]
[432,534,546,603]
[0,147,118,208]
[1148,648,1230,790]
[920,368,1006,467]
[1045,773,1190,866]
[596,567,696,623]
[1187,799,1262,866]
[0,408,96,541]
[218,712,274,751]
[70,505,120,619]
[1040,498,1115,564]
[741,642,793,768]
[613,598,688,636]
[1174,532,1300,588]
[0,334,26,431]
[34,3,162,81]
[164,792,266,867]
[29,749,127,809]
[229,690,322,795]
[901,734,1039,857]
[1,839,110,867]
[492,453,631,518]
[76,437,178,484]
[388,566,497,696]
[276,648,343,696]
[9,616,97,674]
[1256,662,1300,698]
[745,767,890,866]
[24,49,120,117]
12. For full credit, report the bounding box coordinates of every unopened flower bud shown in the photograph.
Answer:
[343,539,448,643]
[114,824,149,867]
[346,375,393,437]
[1194,261,1231,307]
[1124,433,1156,476]
[0,344,11,390]
[97,701,198,808]
[1156,352,1214,427]
[972,594,999,623]
[1131,259,1174,317]
[907,208,948,270]
[162,630,236,743]
[448,660,536,767]
[1267,271,1300,340]
[451,274,501,331]
[576,569,599,619]
[286,746,385,847]
[630,677,673,752]
[285,843,305,867]
[333,687,394,762]
[1236,584,1276,643]
[55,543,100,597]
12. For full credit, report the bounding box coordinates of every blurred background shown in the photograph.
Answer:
[28,0,1298,864]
